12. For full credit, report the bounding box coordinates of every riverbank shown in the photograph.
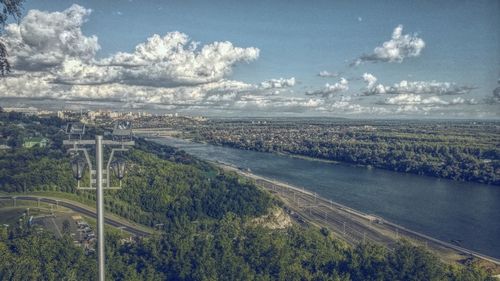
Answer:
[143,134,403,176]
[214,161,500,273]
[147,135,500,263]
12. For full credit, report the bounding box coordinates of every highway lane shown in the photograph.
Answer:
[0,196,151,237]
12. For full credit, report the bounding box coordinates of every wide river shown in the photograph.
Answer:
[151,136,500,259]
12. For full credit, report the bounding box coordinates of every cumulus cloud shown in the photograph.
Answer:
[0,3,264,112]
[0,72,57,99]
[353,25,425,65]
[1,4,260,88]
[381,93,476,106]
[53,58,121,85]
[450,96,477,105]
[232,94,389,115]
[318,70,340,78]
[363,77,476,96]
[234,95,323,113]
[98,32,259,86]
[259,77,295,89]
[0,5,489,117]
[54,32,260,87]
[362,73,377,89]
[306,78,349,98]
[0,71,254,106]
[382,94,447,105]
[3,4,100,70]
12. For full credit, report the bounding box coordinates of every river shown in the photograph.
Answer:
[150,136,500,259]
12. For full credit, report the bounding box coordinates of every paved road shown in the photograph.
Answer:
[218,165,500,266]
[0,196,152,237]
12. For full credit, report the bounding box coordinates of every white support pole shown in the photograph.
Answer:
[96,135,105,281]
[64,130,133,281]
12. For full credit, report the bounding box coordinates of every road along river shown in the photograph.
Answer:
[148,136,500,260]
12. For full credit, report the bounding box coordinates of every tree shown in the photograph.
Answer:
[62,219,71,234]
[0,0,24,75]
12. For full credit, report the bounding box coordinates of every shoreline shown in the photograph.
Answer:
[214,161,500,269]
[173,133,497,186]
[143,134,500,266]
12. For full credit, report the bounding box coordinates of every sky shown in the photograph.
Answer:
[0,0,499,118]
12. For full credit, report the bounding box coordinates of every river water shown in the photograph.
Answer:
[151,136,500,258]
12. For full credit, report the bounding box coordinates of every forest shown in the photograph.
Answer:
[0,112,495,280]
[1,216,493,281]
[189,118,499,185]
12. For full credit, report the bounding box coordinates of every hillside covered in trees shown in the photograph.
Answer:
[2,216,493,281]
[0,112,495,280]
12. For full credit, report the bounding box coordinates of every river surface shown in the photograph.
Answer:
[151,136,500,258]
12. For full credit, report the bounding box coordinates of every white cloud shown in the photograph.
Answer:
[381,93,476,106]
[0,4,263,111]
[234,95,323,112]
[0,72,57,98]
[0,5,490,117]
[0,71,254,106]
[99,32,259,86]
[362,72,377,89]
[3,4,100,70]
[53,32,260,87]
[306,78,349,98]
[318,70,340,78]
[388,80,472,95]
[0,71,482,116]
[383,94,447,105]
[450,96,477,105]
[53,58,121,85]
[363,77,476,96]
[1,5,260,88]
[259,77,295,89]
[354,24,425,65]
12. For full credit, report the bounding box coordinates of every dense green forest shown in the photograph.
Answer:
[1,214,493,280]
[0,112,495,280]
[190,119,499,185]
[0,113,272,229]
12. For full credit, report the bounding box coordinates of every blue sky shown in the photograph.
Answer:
[1,0,498,117]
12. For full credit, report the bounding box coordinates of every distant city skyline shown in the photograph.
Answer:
[0,0,498,118]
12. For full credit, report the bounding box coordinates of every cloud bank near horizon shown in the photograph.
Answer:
[0,4,493,117]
